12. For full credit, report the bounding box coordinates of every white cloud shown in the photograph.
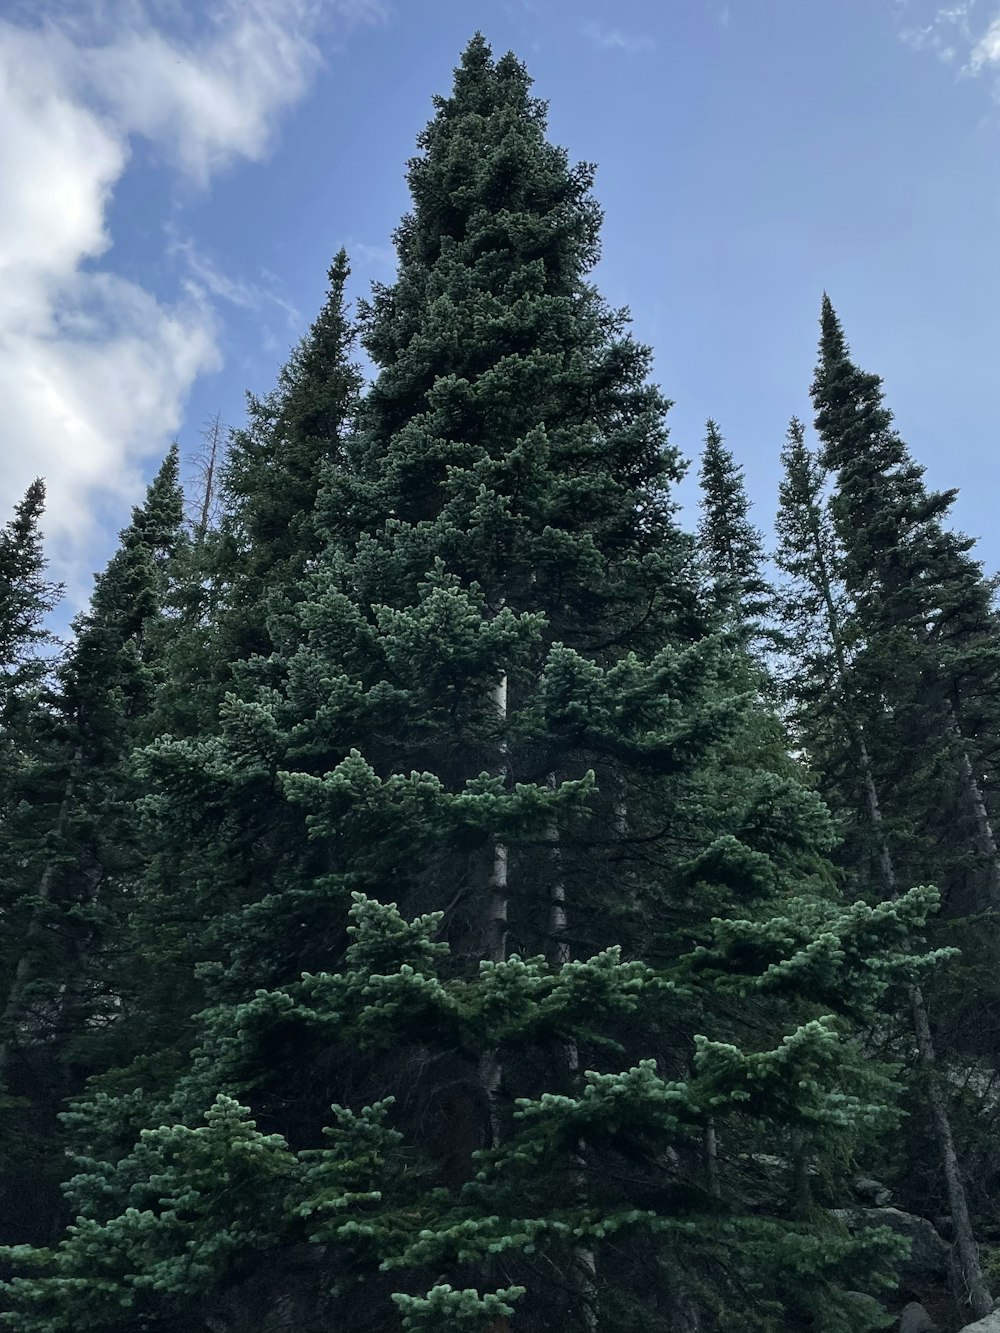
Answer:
[896,2,1000,76]
[0,0,382,586]
[970,13,1000,69]
[580,20,654,53]
[80,0,327,185]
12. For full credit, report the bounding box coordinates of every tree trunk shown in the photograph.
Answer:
[192,413,225,542]
[790,1127,813,1220]
[704,1118,721,1201]
[947,712,1000,912]
[858,724,991,1317]
[479,674,509,1147]
[547,772,598,1332]
[909,984,994,1321]
[858,737,897,894]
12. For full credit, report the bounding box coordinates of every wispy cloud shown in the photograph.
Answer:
[0,0,383,584]
[580,19,654,53]
[970,12,1000,70]
[897,2,972,61]
[349,240,397,271]
[170,235,301,326]
[896,1,1000,75]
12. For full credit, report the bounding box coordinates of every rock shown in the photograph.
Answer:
[853,1175,893,1207]
[899,1301,937,1333]
[831,1207,951,1281]
[956,1311,1000,1333]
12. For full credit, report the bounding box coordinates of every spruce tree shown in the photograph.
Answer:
[0,481,60,723]
[809,310,1000,1261]
[213,248,364,666]
[697,419,772,644]
[0,41,942,1333]
[773,415,994,1318]
[0,481,61,882]
[147,258,363,746]
[0,451,185,1242]
[813,296,1000,921]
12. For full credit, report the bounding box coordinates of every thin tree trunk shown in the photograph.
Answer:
[909,983,994,1321]
[547,772,570,969]
[790,1127,813,1220]
[704,1119,721,1200]
[909,615,1000,915]
[857,719,991,1317]
[0,748,82,1083]
[546,772,598,1332]
[193,413,224,542]
[946,710,1000,911]
[479,674,509,1147]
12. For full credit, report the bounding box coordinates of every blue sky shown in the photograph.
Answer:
[3,0,1000,602]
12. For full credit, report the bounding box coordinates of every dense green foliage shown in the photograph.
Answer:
[1,34,998,1333]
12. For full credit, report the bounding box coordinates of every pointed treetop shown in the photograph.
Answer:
[810,305,979,643]
[817,296,857,407]
[442,32,535,118]
[386,33,599,295]
[774,417,835,576]
[819,293,846,360]
[275,248,359,453]
[127,445,185,563]
[811,299,896,478]
[697,419,770,633]
[206,245,363,666]
[83,449,185,637]
[0,480,60,683]
[778,417,818,497]
[221,244,361,569]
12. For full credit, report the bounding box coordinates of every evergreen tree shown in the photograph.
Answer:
[1,39,938,1333]
[809,308,1000,1265]
[0,480,61,876]
[0,481,60,725]
[773,419,871,872]
[697,419,773,644]
[0,450,185,1243]
[147,257,364,748]
[213,249,364,666]
[813,296,1000,921]
[773,415,994,1318]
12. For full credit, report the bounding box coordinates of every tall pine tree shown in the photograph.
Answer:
[697,419,773,645]
[773,414,994,1319]
[813,296,1000,922]
[0,43,944,1333]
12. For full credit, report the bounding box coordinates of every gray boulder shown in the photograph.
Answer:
[854,1176,893,1207]
[832,1207,951,1281]
[899,1301,937,1333]
[956,1312,1000,1333]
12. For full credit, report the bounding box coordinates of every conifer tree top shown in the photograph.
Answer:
[813,296,897,476]
[697,419,770,636]
[345,33,688,646]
